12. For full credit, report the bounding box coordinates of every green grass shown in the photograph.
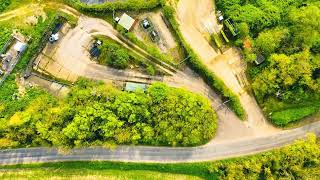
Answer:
[0,162,216,180]
[262,96,320,126]
[270,106,319,126]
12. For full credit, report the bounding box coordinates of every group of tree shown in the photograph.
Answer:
[98,38,131,69]
[0,78,217,148]
[0,0,11,13]
[217,0,320,124]
[208,134,320,179]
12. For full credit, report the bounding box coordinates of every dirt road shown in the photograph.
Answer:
[47,15,257,142]
[177,0,279,135]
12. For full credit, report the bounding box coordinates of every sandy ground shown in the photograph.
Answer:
[133,11,181,61]
[177,0,279,136]
[26,75,70,97]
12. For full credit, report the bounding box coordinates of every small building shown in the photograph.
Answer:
[125,82,147,92]
[255,54,265,65]
[13,42,27,54]
[118,13,136,31]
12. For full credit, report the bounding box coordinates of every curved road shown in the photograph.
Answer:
[0,122,319,165]
[0,2,320,165]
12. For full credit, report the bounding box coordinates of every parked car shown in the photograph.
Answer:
[150,30,159,42]
[142,19,151,29]
[217,10,224,22]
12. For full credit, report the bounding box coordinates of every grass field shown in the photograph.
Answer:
[0,162,216,180]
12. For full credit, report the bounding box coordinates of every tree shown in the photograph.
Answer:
[109,49,130,69]
[255,27,289,56]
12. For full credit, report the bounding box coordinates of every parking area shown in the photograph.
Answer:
[132,11,183,61]
[33,23,79,82]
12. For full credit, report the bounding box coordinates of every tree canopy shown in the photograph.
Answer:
[0,79,217,148]
[217,0,320,125]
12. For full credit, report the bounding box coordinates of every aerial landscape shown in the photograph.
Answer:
[0,0,319,179]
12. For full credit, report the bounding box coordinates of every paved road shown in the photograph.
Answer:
[0,121,319,165]
[1,2,319,166]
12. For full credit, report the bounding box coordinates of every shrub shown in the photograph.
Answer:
[146,65,155,76]
[0,0,11,13]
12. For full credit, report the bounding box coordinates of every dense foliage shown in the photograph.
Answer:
[64,0,163,12]
[217,0,320,125]
[209,134,320,179]
[162,6,245,119]
[98,38,131,69]
[0,79,217,148]
[0,28,11,51]
[0,0,11,13]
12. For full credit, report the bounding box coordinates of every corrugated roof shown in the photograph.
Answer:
[13,42,27,53]
[118,13,135,31]
[125,82,147,92]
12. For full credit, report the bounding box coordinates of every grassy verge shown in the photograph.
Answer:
[0,162,215,180]
[270,106,319,126]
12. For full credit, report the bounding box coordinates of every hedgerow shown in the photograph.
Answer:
[162,6,245,119]
[63,0,163,12]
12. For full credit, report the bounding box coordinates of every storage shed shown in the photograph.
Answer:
[125,82,147,92]
[118,13,136,31]
[13,42,27,53]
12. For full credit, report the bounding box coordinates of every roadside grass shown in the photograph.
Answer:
[0,161,216,180]
[262,97,320,127]
[270,106,319,126]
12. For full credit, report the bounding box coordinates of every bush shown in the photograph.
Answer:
[146,65,155,76]
[162,6,245,119]
[0,0,11,13]
[270,106,318,126]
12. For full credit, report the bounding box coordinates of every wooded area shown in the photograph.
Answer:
[208,134,320,179]
[217,0,320,125]
[0,79,217,148]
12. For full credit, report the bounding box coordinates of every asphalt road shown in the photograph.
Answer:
[0,121,319,165]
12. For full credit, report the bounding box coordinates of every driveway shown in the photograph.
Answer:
[176,0,279,135]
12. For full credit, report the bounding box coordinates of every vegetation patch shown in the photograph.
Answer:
[270,106,318,126]
[0,78,217,148]
[217,0,320,125]
[63,0,162,12]
[0,0,11,13]
[97,37,158,76]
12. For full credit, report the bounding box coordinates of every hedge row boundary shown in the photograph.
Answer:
[63,0,163,12]
[162,6,246,120]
